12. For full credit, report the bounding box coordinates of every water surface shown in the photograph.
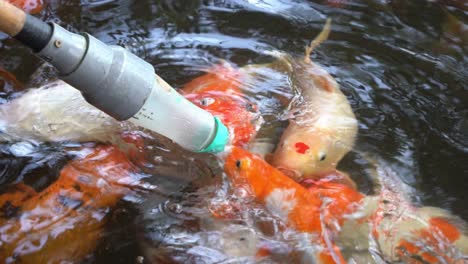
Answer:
[0,0,467,262]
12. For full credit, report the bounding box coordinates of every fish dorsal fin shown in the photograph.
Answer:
[304,18,332,64]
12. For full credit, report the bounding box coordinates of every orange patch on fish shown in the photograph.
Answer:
[302,179,364,228]
[7,0,43,14]
[0,184,36,218]
[396,217,463,264]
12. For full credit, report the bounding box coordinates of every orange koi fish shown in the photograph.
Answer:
[395,216,468,264]
[366,163,468,264]
[0,145,141,263]
[185,91,259,147]
[225,146,350,264]
[182,63,244,95]
[6,0,43,14]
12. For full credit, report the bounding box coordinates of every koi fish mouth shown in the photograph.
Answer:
[276,167,302,181]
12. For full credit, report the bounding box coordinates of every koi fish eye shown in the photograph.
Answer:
[319,152,327,161]
[235,160,242,169]
[246,103,257,112]
[200,97,215,106]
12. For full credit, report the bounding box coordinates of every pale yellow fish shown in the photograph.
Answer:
[271,19,358,184]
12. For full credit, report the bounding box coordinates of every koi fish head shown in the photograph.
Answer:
[272,126,352,180]
[185,91,260,147]
[224,147,276,199]
[225,147,307,204]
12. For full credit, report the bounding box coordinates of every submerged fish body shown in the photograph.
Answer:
[372,204,468,263]
[0,81,124,144]
[364,162,468,263]
[271,20,358,184]
[0,145,140,263]
[335,160,468,263]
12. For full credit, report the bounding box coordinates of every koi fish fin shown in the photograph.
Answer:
[304,18,332,64]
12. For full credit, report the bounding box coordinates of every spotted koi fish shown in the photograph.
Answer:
[225,146,352,264]
[364,162,468,263]
[225,147,468,263]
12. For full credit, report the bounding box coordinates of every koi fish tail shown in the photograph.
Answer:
[304,18,332,64]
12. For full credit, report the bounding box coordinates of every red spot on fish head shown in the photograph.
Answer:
[295,142,310,154]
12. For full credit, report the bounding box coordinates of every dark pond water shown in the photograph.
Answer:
[0,0,467,263]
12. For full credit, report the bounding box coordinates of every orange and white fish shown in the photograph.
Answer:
[331,158,468,263]
[182,62,261,147]
[225,147,468,263]
[270,19,358,188]
[364,161,468,263]
[225,146,351,264]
